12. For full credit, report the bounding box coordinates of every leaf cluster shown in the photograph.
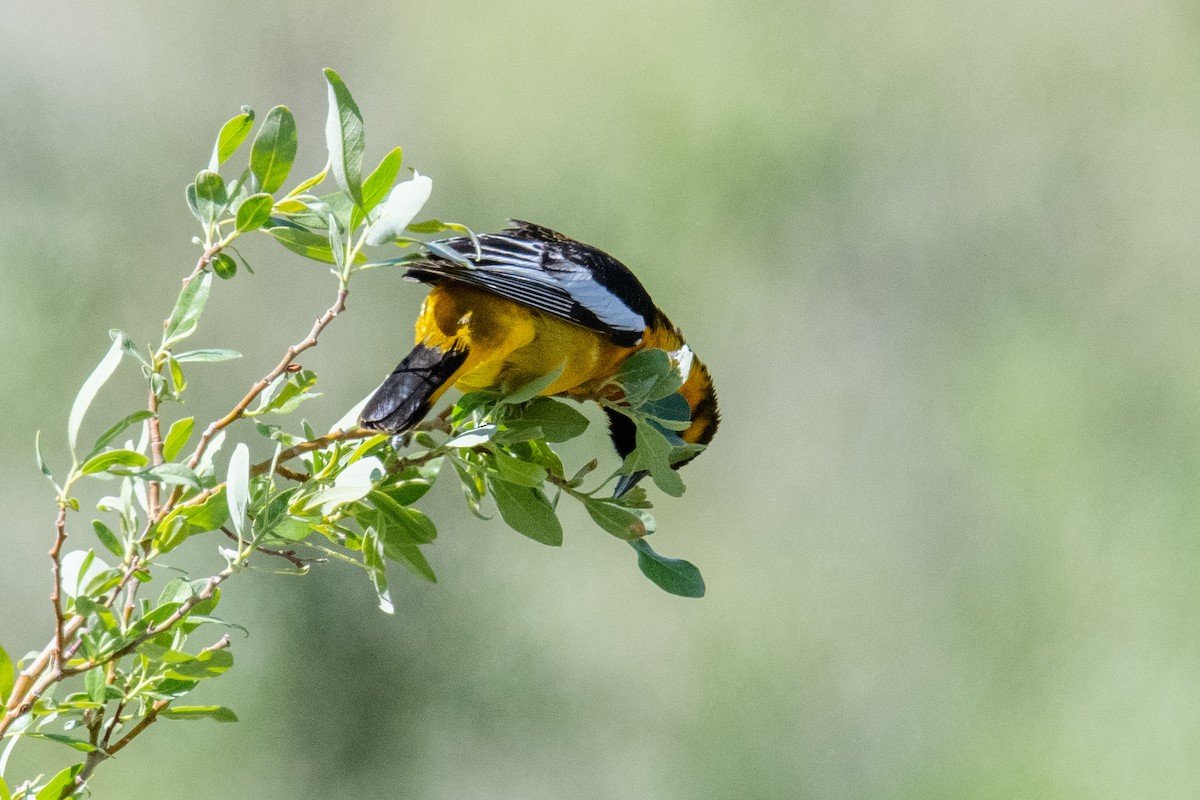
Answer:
[1,70,705,800]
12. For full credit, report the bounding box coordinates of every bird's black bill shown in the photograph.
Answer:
[360,344,469,434]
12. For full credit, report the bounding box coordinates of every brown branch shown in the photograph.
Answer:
[61,571,231,678]
[184,287,349,477]
[48,505,69,668]
[146,387,164,519]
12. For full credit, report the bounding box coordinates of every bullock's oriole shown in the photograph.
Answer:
[360,221,719,494]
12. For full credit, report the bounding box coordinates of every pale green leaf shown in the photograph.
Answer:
[162,271,213,349]
[68,336,124,454]
[162,417,194,462]
[226,443,250,538]
[322,68,365,205]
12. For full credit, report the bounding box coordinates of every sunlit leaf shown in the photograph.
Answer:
[364,173,432,246]
[235,192,274,232]
[68,336,124,454]
[162,271,213,349]
[35,762,85,800]
[80,448,148,475]
[322,68,365,205]
[250,105,298,194]
[162,417,194,462]
[227,443,250,539]
[0,643,13,705]
[361,146,403,213]
[209,107,255,170]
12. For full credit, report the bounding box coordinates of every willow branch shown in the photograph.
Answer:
[184,286,349,477]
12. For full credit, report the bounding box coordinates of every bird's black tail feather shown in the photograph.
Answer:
[360,344,469,434]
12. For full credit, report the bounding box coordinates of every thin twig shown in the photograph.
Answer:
[184,287,349,477]
[48,505,68,668]
[146,387,164,519]
[61,571,231,677]
[220,527,314,570]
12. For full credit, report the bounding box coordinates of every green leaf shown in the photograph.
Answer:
[174,348,241,363]
[86,409,155,460]
[161,705,239,722]
[35,430,53,482]
[161,649,234,681]
[162,271,213,349]
[285,167,328,198]
[132,462,202,488]
[445,425,497,448]
[91,520,124,558]
[193,169,228,226]
[162,417,195,462]
[68,336,124,454]
[387,540,437,583]
[500,361,565,405]
[362,528,394,613]
[631,418,685,497]
[630,538,705,597]
[364,173,433,246]
[35,763,84,800]
[0,775,10,800]
[21,732,100,753]
[322,68,365,205]
[486,477,563,546]
[235,192,274,232]
[305,457,383,515]
[227,443,250,539]
[211,252,238,280]
[361,146,403,213]
[85,666,106,706]
[617,348,683,404]
[370,491,437,544]
[0,643,13,705]
[266,226,339,264]
[505,397,589,443]
[250,105,298,194]
[249,369,319,416]
[167,354,187,397]
[640,392,692,431]
[111,328,152,368]
[210,107,255,170]
[489,448,548,488]
[80,449,148,475]
[584,499,648,540]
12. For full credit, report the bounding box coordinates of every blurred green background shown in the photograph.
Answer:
[5,1,1200,797]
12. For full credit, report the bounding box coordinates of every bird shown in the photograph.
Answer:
[359,220,718,495]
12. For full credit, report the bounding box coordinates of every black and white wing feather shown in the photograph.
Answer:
[404,221,656,347]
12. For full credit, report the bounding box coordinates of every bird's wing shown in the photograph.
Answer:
[403,221,655,347]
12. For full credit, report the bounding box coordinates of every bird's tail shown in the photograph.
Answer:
[360,343,470,434]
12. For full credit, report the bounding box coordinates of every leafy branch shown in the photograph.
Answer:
[0,70,705,800]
